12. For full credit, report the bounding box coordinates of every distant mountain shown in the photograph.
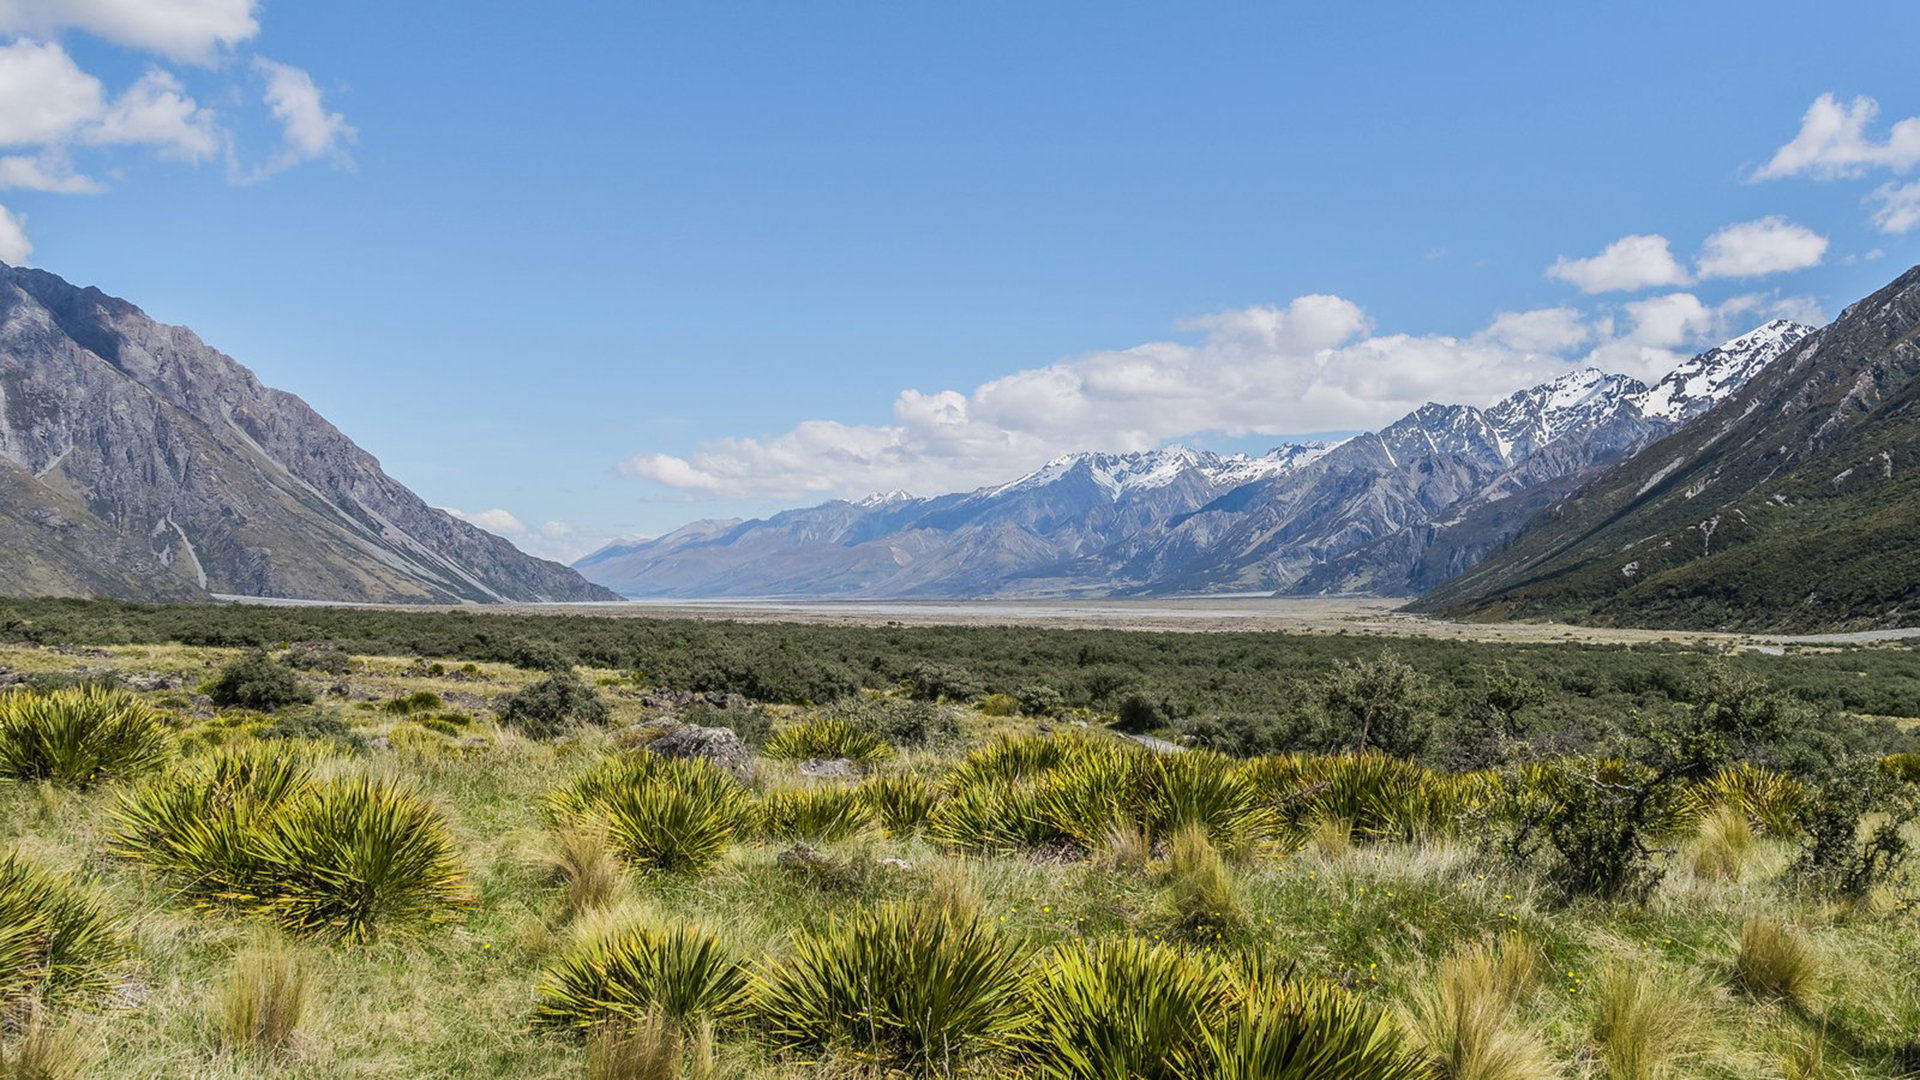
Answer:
[576,322,1808,599]
[0,263,618,603]
[1419,266,1920,632]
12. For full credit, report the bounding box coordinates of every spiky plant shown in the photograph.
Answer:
[1018,937,1228,1080]
[757,785,877,842]
[1734,914,1822,1008]
[0,686,171,788]
[761,717,892,766]
[1401,936,1552,1080]
[754,901,1029,1072]
[859,773,939,837]
[1146,751,1277,853]
[944,732,1084,791]
[1038,742,1152,849]
[1210,978,1433,1080]
[925,780,1063,854]
[0,852,126,1007]
[249,777,471,941]
[536,918,749,1033]
[1682,764,1809,837]
[108,745,314,907]
[220,931,310,1054]
[552,754,754,875]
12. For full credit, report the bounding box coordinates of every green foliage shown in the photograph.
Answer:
[756,785,877,842]
[858,773,939,837]
[381,690,444,715]
[552,754,753,874]
[0,685,171,787]
[496,637,577,674]
[0,851,126,1007]
[754,902,1029,1071]
[255,707,368,753]
[1239,753,1478,843]
[498,671,611,739]
[679,701,773,749]
[1312,649,1437,758]
[282,644,351,675]
[1209,979,1433,1080]
[834,694,962,748]
[926,780,1064,854]
[762,717,892,765]
[535,918,749,1032]
[1500,757,1685,901]
[901,661,984,703]
[1678,763,1808,836]
[208,650,315,710]
[1790,760,1916,899]
[1018,937,1226,1080]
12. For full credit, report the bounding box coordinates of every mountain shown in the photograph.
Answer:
[577,323,1808,599]
[1419,266,1920,632]
[0,263,618,604]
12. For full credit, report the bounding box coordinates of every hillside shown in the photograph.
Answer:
[0,263,618,604]
[1420,264,1920,632]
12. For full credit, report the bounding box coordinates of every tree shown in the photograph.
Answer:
[1313,649,1435,758]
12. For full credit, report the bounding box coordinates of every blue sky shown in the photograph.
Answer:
[4,1,1919,560]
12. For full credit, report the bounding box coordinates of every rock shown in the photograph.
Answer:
[647,723,753,780]
[368,736,391,752]
[878,858,914,872]
[776,843,831,871]
[797,758,859,780]
[121,670,183,691]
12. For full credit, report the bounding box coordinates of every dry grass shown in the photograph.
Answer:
[1735,914,1822,1009]
[1402,934,1554,1080]
[1165,822,1245,936]
[219,931,311,1054]
[1306,814,1353,858]
[1091,819,1151,873]
[1689,805,1755,882]
[1587,959,1704,1080]
[587,1011,716,1080]
[0,1000,96,1080]
[550,822,629,918]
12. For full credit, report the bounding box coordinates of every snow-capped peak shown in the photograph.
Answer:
[853,489,914,508]
[1484,368,1646,460]
[988,442,1332,500]
[1630,319,1813,423]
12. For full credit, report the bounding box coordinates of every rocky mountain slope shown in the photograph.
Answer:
[0,263,618,603]
[1419,266,1920,632]
[578,323,1808,599]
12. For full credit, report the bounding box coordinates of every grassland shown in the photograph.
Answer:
[0,614,1918,1079]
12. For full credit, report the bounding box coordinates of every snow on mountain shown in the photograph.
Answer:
[1631,319,1814,423]
[1486,369,1647,461]
[989,441,1334,500]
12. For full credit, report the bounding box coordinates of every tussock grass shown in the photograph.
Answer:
[219,931,310,1054]
[1587,959,1704,1080]
[1689,804,1755,881]
[1165,823,1246,939]
[587,1012,717,1080]
[549,822,628,918]
[0,1000,95,1080]
[1402,935,1554,1080]
[1735,913,1822,1009]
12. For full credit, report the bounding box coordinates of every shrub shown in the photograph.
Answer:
[381,690,444,715]
[926,781,1063,854]
[256,707,367,754]
[1734,914,1821,1008]
[754,902,1028,1071]
[0,686,171,787]
[762,717,891,765]
[552,754,753,874]
[1016,685,1065,718]
[1312,649,1436,758]
[1019,937,1226,1080]
[1146,751,1278,853]
[857,773,938,837]
[901,662,984,703]
[1790,761,1916,899]
[498,672,611,739]
[1503,757,1683,901]
[283,644,351,675]
[499,638,578,674]
[0,852,126,1006]
[248,777,472,941]
[756,785,877,842]
[1239,753,1470,844]
[220,932,310,1053]
[1209,978,1433,1080]
[979,693,1020,717]
[535,918,748,1032]
[208,651,315,710]
[836,695,961,748]
[1401,936,1550,1080]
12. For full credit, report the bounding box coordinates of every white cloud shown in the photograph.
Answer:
[620,297,1602,500]
[1755,93,1920,181]
[1546,234,1691,293]
[0,0,258,63]
[1869,181,1920,234]
[86,69,218,160]
[251,59,353,176]
[442,507,596,563]
[1694,216,1827,279]
[0,201,29,263]
[0,152,103,193]
[0,39,105,146]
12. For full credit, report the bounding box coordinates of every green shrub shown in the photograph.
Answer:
[535,918,748,1033]
[381,690,444,715]
[1499,757,1683,901]
[498,672,611,739]
[248,777,471,941]
[1239,753,1474,844]
[283,644,351,676]
[1016,685,1065,718]
[979,693,1020,717]
[901,661,984,703]
[754,902,1028,1071]
[498,638,578,674]
[1209,978,1432,1080]
[1019,937,1226,1080]
[552,754,752,874]
[0,686,172,787]
[0,851,126,1006]
[1883,752,1920,785]
[756,785,877,842]
[208,651,316,711]
[945,732,1083,791]
[1790,761,1916,899]
[762,717,892,765]
[256,707,368,753]
[1311,649,1436,758]
[835,695,962,748]
[1145,751,1278,852]
[858,773,939,837]
[680,701,773,748]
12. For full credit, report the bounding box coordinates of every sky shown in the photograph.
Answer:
[3,1,1920,563]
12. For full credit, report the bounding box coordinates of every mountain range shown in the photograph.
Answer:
[0,263,617,604]
[575,320,1812,600]
[1420,264,1920,632]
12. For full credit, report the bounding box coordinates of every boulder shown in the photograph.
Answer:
[647,722,753,780]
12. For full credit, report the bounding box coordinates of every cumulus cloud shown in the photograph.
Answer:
[1694,216,1827,279]
[0,152,104,193]
[1869,181,1920,235]
[86,68,218,159]
[0,201,28,263]
[0,0,258,63]
[1755,93,1920,181]
[619,297,1623,501]
[1546,234,1691,293]
[441,507,594,563]
[248,59,353,178]
[0,41,216,162]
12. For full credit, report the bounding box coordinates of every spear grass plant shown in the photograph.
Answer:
[535,915,749,1034]
[0,852,125,1007]
[0,686,171,788]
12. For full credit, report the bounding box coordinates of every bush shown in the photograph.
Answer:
[1019,937,1225,1080]
[1502,757,1683,901]
[901,661,983,703]
[256,708,368,754]
[551,754,753,874]
[1016,685,1065,718]
[1311,649,1436,758]
[283,644,351,676]
[381,690,444,715]
[498,638,578,674]
[1790,761,1916,899]
[756,785,877,842]
[536,917,748,1032]
[762,717,892,765]
[208,651,316,710]
[248,777,471,941]
[1734,914,1822,1008]
[498,672,611,739]
[835,695,961,749]
[0,852,126,1008]
[754,902,1028,1071]
[0,686,171,787]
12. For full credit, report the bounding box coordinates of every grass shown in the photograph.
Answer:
[220,931,311,1054]
[1734,913,1822,1008]
[0,637,1917,1077]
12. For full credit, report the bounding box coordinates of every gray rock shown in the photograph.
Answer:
[647,723,753,780]
[797,757,858,780]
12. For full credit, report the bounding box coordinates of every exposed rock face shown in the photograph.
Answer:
[0,263,618,603]
[576,324,1809,599]
[1422,266,1920,632]
[646,722,753,780]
